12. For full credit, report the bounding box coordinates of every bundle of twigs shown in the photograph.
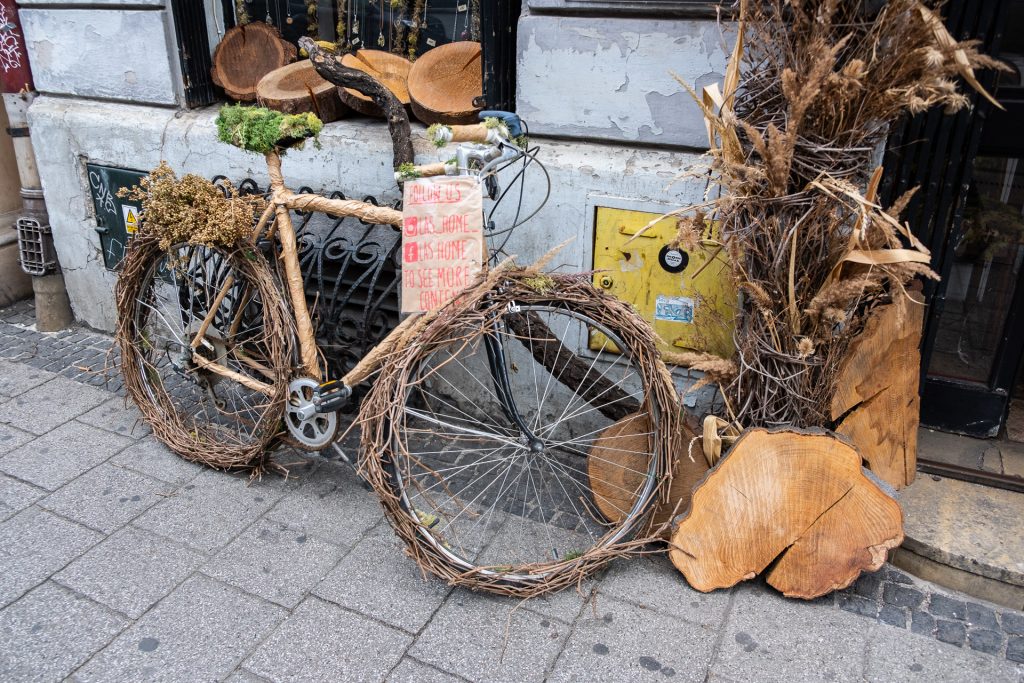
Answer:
[357,265,679,596]
[684,0,1005,428]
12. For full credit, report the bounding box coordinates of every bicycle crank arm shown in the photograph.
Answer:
[312,380,353,413]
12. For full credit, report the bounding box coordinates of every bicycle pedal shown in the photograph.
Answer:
[312,381,352,413]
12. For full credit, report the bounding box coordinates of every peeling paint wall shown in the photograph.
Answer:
[516,14,731,149]
[20,6,178,106]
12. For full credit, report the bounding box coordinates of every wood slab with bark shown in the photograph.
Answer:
[588,413,707,534]
[212,22,297,101]
[830,289,925,489]
[257,60,347,122]
[407,41,483,125]
[668,428,903,599]
[339,50,412,117]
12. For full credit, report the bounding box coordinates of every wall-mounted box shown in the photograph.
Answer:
[86,163,146,270]
[590,201,735,360]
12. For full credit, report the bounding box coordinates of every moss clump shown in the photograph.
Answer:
[216,105,323,155]
[118,162,266,250]
[426,123,449,148]
[523,274,556,294]
[397,162,421,181]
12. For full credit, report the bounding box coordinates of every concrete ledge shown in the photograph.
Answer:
[892,547,1024,611]
[897,473,1024,610]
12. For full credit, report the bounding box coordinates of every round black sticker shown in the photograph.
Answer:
[659,246,688,274]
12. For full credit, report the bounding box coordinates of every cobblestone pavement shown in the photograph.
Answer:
[1,300,1023,682]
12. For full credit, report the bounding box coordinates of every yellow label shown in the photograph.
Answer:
[123,205,140,235]
[591,206,735,360]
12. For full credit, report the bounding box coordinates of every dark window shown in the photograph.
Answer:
[176,0,520,111]
[525,0,720,17]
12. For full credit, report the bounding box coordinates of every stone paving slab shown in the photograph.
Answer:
[0,359,55,397]
[244,596,413,682]
[313,521,451,634]
[73,574,287,682]
[1,303,1024,682]
[0,375,111,435]
[548,594,718,682]
[0,420,133,491]
[110,436,205,486]
[39,462,174,534]
[386,657,470,683]
[0,505,103,608]
[78,396,152,440]
[0,422,35,454]
[203,517,348,609]
[0,471,45,522]
[710,584,874,682]
[408,591,570,682]
[0,581,128,682]
[54,525,206,619]
[132,469,283,554]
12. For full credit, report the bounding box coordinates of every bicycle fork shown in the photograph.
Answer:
[483,317,546,452]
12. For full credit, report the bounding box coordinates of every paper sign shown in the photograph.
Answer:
[401,176,484,313]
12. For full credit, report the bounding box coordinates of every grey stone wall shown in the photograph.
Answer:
[28,96,709,332]
[19,3,179,106]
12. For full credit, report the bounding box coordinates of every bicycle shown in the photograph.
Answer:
[116,39,678,593]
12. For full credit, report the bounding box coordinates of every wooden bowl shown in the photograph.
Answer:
[338,50,412,118]
[408,41,483,125]
[257,60,347,123]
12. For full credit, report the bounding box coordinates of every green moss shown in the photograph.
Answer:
[396,162,422,181]
[523,274,556,294]
[426,123,449,148]
[215,105,323,155]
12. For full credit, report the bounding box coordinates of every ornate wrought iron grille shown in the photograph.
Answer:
[221,177,402,387]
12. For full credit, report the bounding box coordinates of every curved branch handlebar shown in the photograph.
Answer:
[298,37,414,171]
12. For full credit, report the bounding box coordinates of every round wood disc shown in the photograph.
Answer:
[211,22,297,102]
[588,412,706,533]
[408,41,483,125]
[338,50,412,118]
[257,60,347,122]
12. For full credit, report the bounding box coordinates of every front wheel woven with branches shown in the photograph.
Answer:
[360,273,678,595]
[117,237,293,472]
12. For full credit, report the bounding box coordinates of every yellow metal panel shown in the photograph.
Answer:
[591,206,735,360]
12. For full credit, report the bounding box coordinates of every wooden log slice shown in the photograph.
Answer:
[256,60,347,122]
[338,50,412,118]
[830,289,925,489]
[212,22,297,102]
[408,42,483,125]
[588,413,708,534]
[668,428,903,599]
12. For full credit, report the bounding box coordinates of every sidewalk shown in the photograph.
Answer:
[0,301,1022,682]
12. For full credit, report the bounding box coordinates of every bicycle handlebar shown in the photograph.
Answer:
[299,37,414,170]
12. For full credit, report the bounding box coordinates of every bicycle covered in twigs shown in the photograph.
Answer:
[115,38,678,595]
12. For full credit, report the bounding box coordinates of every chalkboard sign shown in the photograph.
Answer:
[87,163,147,270]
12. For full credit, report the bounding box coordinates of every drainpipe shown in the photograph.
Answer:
[1,0,73,331]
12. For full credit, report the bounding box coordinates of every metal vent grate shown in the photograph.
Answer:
[16,216,57,276]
